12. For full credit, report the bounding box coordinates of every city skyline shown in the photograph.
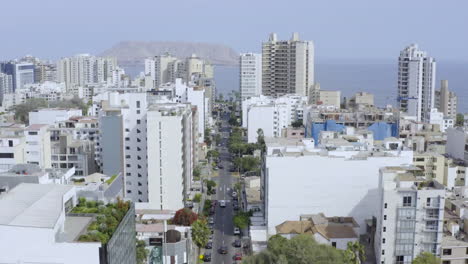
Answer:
[1,0,467,61]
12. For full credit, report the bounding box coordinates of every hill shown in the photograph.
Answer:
[100,41,239,66]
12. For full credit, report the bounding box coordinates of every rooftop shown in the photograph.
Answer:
[0,183,73,228]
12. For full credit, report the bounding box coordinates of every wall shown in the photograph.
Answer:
[265,152,412,235]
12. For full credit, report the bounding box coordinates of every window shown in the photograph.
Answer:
[125,128,130,132]
[331,242,336,248]
[442,261,450,264]
[127,190,132,194]
[384,203,387,209]
[382,250,385,255]
[136,101,140,108]
[126,146,130,150]
[126,164,131,168]
[8,140,13,147]
[125,137,130,141]
[384,215,387,220]
[28,131,38,135]
[466,247,468,254]
[396,256,404,262]
[382,238,385,244]
[137,129,141,134]
[443,249,452,255]
[137,119,141,124]
[126,155,131,159]
[126,173,131,176]
[0,153,14,158]
[383,227,386,232]
[403,196,412,207]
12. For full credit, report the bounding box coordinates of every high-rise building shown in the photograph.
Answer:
[0,73,13,103]
[375,166,445,264]
[57,54,117,89]
[240,53,262,100]
[1,62,35,91]
[398,44,436,122]
[435,80,457,119]
[147,104,193,210]
[262,33,314,97]
[144,53,178,89]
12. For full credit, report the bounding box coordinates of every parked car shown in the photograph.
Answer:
[203,253,212,262]
[231,191,238,198]
[208,217,215,224]
[218,246,228,254]
[234,253,242,261]
[233,227,240,235]
[205,241,213,249]
[233,204,239,211]
[234,239,241,248]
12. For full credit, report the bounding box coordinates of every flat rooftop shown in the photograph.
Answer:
[0,183,73,228]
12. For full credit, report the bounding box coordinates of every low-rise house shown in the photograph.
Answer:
[275,213,359,250]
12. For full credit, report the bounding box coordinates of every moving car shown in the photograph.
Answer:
[234,253,242,261]
[218,246,228,254]
[234,239,241,248]
[219,200,226,208]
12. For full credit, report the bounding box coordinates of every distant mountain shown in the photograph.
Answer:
[100,41,239,66]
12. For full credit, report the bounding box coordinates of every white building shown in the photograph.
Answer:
[147,104,193,210]
[242,94,307,143]
[435,80,458,119]
[398,44,436,122]
[2,81,66,109]
[375,166,445,264]
[0,124,26,172]
[57,54,117,89]
[446,127,468,162]
[426,108,454,132]
[24,124,51,169]
[0,72,13,103]
[262,33,314,97]
[144,53,178,89]
[98,92,148,202]
[264,137,413,236]
[319,90,341,108]
[29,108,83,125]
[240,53,262,100]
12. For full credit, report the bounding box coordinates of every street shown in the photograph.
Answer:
[209,111,242,264]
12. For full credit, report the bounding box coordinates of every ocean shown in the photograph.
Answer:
[124,61,468,112]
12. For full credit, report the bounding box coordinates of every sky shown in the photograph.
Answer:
[1,0,468,62]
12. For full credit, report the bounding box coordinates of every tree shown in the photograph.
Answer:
[204,128,212,146]
[193,166,201,180]
[344,241,366,264]
[193,193,202,203]
[244,234,346,264]
[291,120,304,128]
[233,156,260,173]
[412,252,441,264]
[172,208,198,226]
[205,180,217,195]
[191,219,211,248]
[456,113,464,127]
[206,149,219,160]
[12,98,48,123]
[233,211,251,229]
[136,239,148,264]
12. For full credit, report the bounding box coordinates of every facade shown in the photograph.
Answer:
[262,33,314,97]
[147,104,193,210]
[240,53,262,100]
[319,90,341,108]
[398,44,436,122]
[0,124,26,172]
[1,62,35,91]
[435,80,458,119]
[446,128,468,162]
[24,124,52,168]
[144,53,178,89]
[375,166,445,264]
[348,92,374,108]
[51,134,96,176]
[264,137,413,236]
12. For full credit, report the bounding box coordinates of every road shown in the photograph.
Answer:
[210,112,242,264]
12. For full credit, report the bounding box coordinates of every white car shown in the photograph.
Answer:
[234,227,240,235]
[219,200,226,208]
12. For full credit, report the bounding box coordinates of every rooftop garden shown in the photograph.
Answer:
[72,197,130,244]
[105,174,118,185]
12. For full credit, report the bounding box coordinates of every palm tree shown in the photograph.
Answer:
[345,241,366,264]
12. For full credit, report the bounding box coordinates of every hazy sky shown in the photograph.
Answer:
[1,0,468,61]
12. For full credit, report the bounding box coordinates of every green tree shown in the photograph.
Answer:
[412,252,441,264]
[291,120,303,128]
[191,219,211,248]
[344,241,366,264]
[193,166,201,180]
[233,211,251,229]
[233,156,260,173]
[204,128,212,146]
[206,149,219,160]
[12,98,48,123]
[136,239,148,264]
[193,193,202,203]
[456,113,464,127]
[244,234,346,264]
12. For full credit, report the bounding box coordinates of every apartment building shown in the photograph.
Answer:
[147,104,193,210]
[24,124,51,169]
[0,124,26,172]
[347,92,375,109]
[436,80,458,119]
[264,137,413,236]
[29,108,82,126]
[446,128,468,162]
[262,33,314,97]
[319,90,341,108]
[375,166,445,264]
[0,72,13,103]
[51,134,96,176]
[240,53,262,100]
[398,44,436,122]
[242,94,307,143]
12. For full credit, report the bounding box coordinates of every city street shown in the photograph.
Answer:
[210,111,243,264]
